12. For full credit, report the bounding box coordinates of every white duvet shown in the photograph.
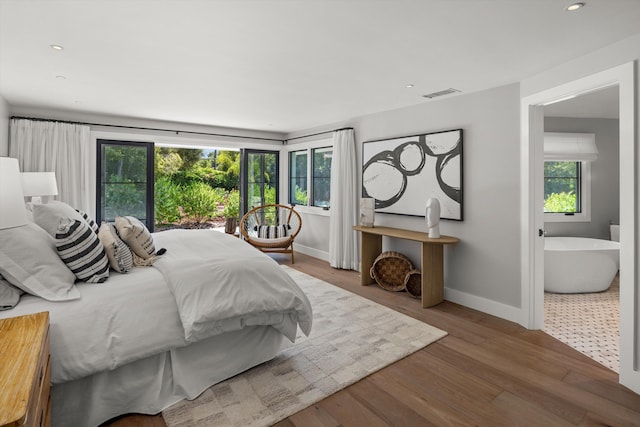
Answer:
[152,229,313,342]
[0,229,313,384]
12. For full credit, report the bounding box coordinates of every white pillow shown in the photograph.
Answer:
[55,218,110,283]
[33,200,87,237]
[0,223,79,301]
[115,216,155,259]
[98,222,134,273]
[0,275,23,310]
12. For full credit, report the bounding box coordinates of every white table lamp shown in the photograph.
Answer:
[0,157,28,229]
[21,172,59,204]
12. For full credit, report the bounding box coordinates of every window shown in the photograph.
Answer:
[312,147,332,208]
[287,143,332,209]
[544,161,581,213]
[97,140,155,230]
[544,160,591,222]
[543,132,596,222]
[289,150,308,205]
[240,149,279,214]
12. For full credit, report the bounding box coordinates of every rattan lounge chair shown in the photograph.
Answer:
[239,204,302,263]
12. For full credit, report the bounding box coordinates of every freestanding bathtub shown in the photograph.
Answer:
[544,237,620,293]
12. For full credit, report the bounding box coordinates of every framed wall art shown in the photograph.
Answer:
[362,129,463,220]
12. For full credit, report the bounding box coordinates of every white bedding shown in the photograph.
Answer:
[153,229,313,342]
[53,325,289,427]
[0,266,186,383]
[0,229,313,385]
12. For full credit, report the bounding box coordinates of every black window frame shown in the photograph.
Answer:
[96,139,155,231]
[288,149,308,205]
[311,146,332,208]
[239,148,280,217]
[543,160,582,214]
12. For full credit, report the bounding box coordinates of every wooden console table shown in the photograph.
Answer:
[353,225,459,308]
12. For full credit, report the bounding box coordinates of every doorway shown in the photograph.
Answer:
[520,62,638,392]
[541,86,621,371]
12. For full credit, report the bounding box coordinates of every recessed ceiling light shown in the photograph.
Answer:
[566,2,585,11]
[406,84,415,88]
[55,75,66,80]
[50,44,64,51]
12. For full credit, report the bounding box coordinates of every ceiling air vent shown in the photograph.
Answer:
[422,88,461,99]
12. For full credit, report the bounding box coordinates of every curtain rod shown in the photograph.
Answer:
[285,127,353,143]
[10,116,285,143]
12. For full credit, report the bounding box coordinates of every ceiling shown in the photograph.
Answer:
[544,85,619,119]
[1,0,638,134]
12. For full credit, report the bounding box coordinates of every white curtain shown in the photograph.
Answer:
[9,119,94,215]
[329,129,359,270]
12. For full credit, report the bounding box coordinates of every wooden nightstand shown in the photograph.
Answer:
[0,312,51,427]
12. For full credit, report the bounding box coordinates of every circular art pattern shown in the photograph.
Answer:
[362,130,462,216]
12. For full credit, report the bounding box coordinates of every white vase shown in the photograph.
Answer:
[360,198,375,227]
[425,198,440,238]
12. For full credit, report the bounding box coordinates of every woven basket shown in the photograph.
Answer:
[404,269,422,298]
[369,251,413,291]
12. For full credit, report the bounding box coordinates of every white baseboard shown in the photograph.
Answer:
[295,244,330,262]
[444,287,522,325]
[293,247,522,325]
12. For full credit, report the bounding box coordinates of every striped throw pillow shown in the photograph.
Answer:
[114,216,155,259]
[56,219,109,283]
[98,222,134,273]
[255,224,291,239]
[75,209,99,234]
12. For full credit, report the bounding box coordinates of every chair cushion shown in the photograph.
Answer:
[254,224,291,239]
[249,236,291,245]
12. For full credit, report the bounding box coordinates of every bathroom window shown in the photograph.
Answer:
[544,160,591,222]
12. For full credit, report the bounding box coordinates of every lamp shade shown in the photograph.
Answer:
[21,172,59,197]
[0,157,28,229]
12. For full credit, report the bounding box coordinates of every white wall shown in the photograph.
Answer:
[543,118,619,239]
[294,212,330,258]
[521,34,640,97]
[290,83,523,320]
[0,95,8,156]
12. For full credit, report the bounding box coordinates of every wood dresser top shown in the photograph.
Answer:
[0,311,49,426]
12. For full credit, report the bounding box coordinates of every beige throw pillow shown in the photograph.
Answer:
[114,216,155,259]
[98,222,134,273]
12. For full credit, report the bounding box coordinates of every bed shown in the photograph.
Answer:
[0,225,313,427]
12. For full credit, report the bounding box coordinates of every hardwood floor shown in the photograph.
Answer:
[104,252,640,427]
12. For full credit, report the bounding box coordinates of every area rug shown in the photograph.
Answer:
[162,266,447,427]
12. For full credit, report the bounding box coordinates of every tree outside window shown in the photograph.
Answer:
[544,161,581,213]
[312,147,332,208]
[289,150,308,205]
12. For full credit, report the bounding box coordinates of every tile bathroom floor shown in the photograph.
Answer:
[544,274,619,373]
